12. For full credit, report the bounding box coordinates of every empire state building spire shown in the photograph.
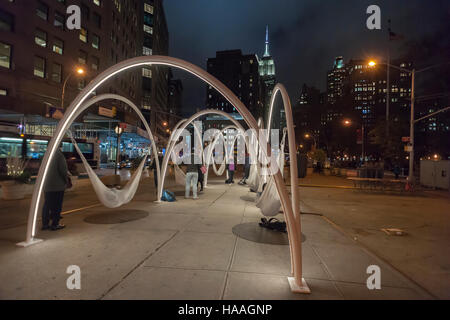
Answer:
[264,25,270,57]
[259,24,275,78]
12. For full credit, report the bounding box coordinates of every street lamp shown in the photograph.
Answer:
[367,60,448,184]
[114,126,123,175]
[61,67,85,109]
[304,133,317,150]
[368,59,391,142]
[343,119,365,163]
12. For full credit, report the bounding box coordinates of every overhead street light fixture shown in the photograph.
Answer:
[61,66,86,109]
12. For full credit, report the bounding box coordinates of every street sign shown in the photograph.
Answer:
[98,107,114,118]
[402,137,410,142]
[404,145,413,152]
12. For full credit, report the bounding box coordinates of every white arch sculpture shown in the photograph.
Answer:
[158,109,246,201]
[163,117,207,187]
[203,125,250,188]
[19,56,309,294]
[68,94,160,208]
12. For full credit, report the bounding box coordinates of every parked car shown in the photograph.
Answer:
[116,160,132,169]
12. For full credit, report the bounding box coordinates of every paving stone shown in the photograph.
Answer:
[104,266,226,300]
[145,231,236,271]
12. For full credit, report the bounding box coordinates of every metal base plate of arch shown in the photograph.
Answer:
[83,209,149,225]
[232,222,306,245]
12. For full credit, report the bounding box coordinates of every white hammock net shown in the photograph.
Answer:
[255,129,287,217]
[71,137,148,209]
[212,156,226,176]
[174,165,186,186]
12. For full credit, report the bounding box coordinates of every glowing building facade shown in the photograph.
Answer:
[258,26,282,128]
[206,49,263,121]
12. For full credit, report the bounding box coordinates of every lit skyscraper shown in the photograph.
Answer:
[258,26,281,128]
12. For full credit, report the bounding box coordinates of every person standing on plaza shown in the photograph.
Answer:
[150,154,162,190]
[393,164,401,180]
[225,155,235,184]
[239,152,250,185]
[185,152,201,199]
[42,146,68,231]
[197,164,205,193]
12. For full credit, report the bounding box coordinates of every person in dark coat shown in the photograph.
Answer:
[197,165,204,192]
[42,148,68,231]
[150,155,162,189]
[239,153,250,185]
[393,164,401,180]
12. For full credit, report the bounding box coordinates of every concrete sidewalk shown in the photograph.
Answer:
[298,175,450,299]
[0,178,433,300]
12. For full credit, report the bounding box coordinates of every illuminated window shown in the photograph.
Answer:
[78,50,87,65]
[79,27,88,43]
[51,63,62,83]
[142,68,152,78]
[144,3,154,14]
[36,2,48,21]
[0,42,11,69]
[54,12,65,29]
[33,56,46,78]
[92,34,100,49]
[52,38,63,55]
[35,29,47,47]
[143,46,152,56]
[143,24,153,34]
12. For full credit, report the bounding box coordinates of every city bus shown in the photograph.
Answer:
[0,133,99,175]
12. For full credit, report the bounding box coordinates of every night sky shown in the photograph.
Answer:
[165,0,449,115]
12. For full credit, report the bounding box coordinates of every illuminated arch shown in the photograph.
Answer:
[203,125,250,188]
[158,109,246,200]
[65,94,160,209]
[266,84,300,224]
[20,56,309,294]
[79,95,160,177]
[164,117,206,177]
[72,93,161,201]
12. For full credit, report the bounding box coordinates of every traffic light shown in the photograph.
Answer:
[112,107,117,117]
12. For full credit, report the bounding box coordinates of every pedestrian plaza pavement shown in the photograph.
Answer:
[0,178,434,300]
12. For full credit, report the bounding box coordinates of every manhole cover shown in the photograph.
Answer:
[84,209,149,225]
[232,222,306,245]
